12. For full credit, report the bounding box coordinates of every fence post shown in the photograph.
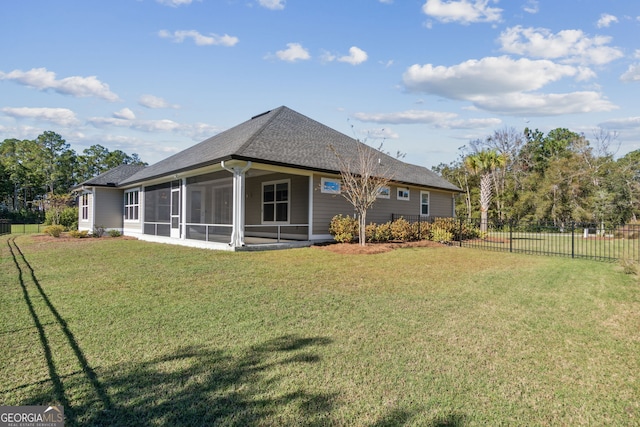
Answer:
[458,218,463,247]
[509,220,513,253]
[571,222,575,259]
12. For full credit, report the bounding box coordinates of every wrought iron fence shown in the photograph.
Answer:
[0,219,10,236]
[391,215,640,262]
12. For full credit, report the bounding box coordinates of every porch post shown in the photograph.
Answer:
[221,161,252,247]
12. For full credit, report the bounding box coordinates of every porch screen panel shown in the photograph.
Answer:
[144,182,171,236]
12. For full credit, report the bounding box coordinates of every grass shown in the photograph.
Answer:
[10,223,44,234]
[1,234,639,426]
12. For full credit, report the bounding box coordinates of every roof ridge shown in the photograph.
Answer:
[235,106,287,155]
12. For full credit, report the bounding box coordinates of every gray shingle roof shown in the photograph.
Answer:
[75,164,146,188]
[119,106,460,192]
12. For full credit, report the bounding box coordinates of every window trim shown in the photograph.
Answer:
[262,179,291,224]
[320,177,341,194]
[397,187,410,201]
[124,189,140,222]
[420,191,430,216]
[81,193,89,220]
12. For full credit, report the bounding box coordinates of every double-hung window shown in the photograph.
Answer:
[81,193,89,220]
[124,190,139,221]
[420,191,430,216]
[262,180,289,223]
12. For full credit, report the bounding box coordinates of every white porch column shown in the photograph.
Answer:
[221,161,252,247]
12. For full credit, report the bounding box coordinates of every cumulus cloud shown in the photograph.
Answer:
[422,0,502,24]
[498,26,624,65]
[1,107,79,126]
[274,43,311,62]
[258,0,285,10]
[599,116,640,130]
[597,13,618,28]
[113,108,136,120]
[403,56,579,99]
[621,64,640,82]
[139,94,179,109]
[402,56,617,116]
[0,68,119,101]
[158,30,239,47]
[338,46,368,65]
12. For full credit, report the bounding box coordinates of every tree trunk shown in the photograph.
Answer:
[359,210,367,246]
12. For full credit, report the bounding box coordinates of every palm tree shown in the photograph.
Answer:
[464,149,507,233]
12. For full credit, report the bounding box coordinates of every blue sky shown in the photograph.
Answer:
[1,0,639,169]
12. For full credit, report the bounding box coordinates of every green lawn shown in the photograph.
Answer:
[1,235,639,426]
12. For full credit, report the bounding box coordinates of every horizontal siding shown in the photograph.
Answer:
[245,173,309,225]
[94,188,124,229]
[312,176,457,234]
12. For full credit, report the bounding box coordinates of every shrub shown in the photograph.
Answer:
[108,229,122,238]
[329,215,359,243]
[43,225,65,238]
[69,230,89,238]
[366,222,393,243]
[430,227,453,243]
[390,218,416,241]
[92,225,106,238]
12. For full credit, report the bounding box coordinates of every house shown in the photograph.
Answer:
[76,106,461,250]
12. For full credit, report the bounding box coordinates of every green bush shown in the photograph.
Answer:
[44,206,78,230]
[390,218,417,241]
[108,229,122,238]
[329,215,358,243]
[430,227,453,243]
[69,230,89,238]
[367,222,393,243]
[43,225,65,238]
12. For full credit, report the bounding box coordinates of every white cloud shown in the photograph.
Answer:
[422,0,502,24]
[258,0,285,10]
[621,64,640,82]
[138,94,179,109]
[1,107,79,126]
[522,0,539,14]
[597,13,618,28]
[353,110,457,124]
[379,0,394,3]
[156,0,194,6]
[113,108,136,120]
[158,30,239,47]
[87,115,220,140]
[599,116,640,130]
[338,46,368,65]
[438,117,502,129]
[472,91,617,116]
[403,56,579,99]
[402,56,617,116]
[0,68,119,101]
[275,43,311,62]
[498,26,623,65]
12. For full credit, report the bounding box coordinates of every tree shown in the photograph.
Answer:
[330,141,398,246]
[464,149,506,232]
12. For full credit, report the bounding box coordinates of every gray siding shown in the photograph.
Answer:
[93,188,125,230]
[245,173,309,225]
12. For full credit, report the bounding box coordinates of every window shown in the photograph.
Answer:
[124,190,139,221]
[420,191,430,216]
[377,186,390,199]
[81,193,89,220]
[321,177,341,194]
[397,187,410,201]
[263,180,289,223]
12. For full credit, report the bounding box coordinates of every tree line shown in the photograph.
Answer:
[0,131,146,220]
[434,127,640,227]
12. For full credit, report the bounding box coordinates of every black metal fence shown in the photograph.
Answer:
[391,215,640,262]
[0,219,10,236]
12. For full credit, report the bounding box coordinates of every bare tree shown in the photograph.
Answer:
[329,141,398,246]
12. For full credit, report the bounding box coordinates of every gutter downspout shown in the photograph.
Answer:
[221,161,252,248]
